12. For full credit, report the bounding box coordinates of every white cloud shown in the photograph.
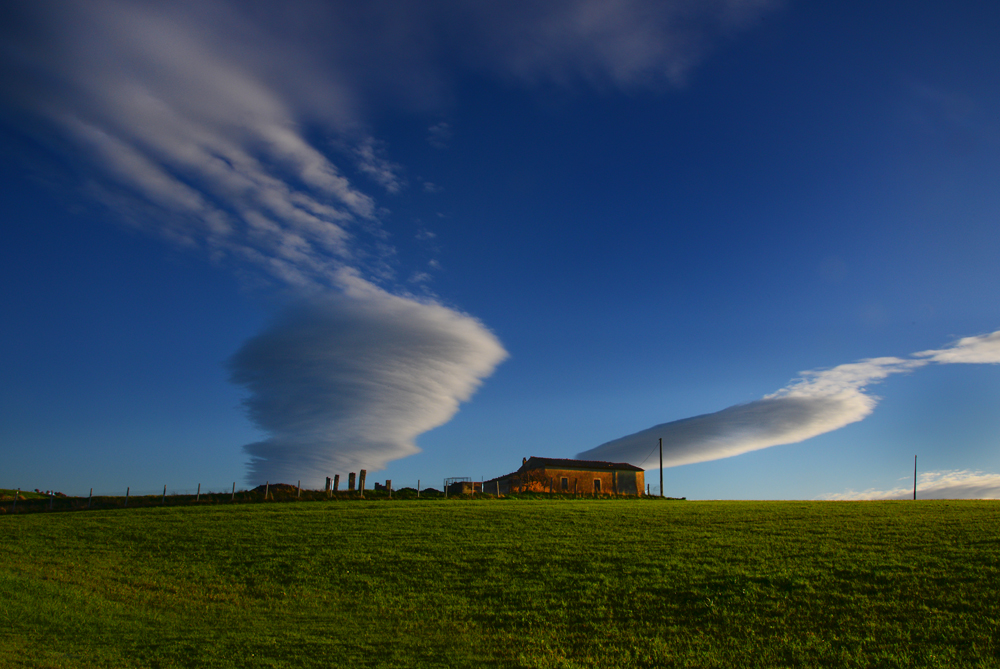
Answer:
[770,357,924,399]
[229,271,508,486]
[352,136,403,194]
[916,331,1000,364]
[819,470,1000,500]
[579,331,1000,468]
[0,0,781,480]
[0,0,393,291]
[1,0,780,288]
[408,271,433,284]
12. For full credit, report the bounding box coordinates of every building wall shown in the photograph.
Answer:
[615,470,644,495]
[496,467,644,495]
[447,481,483,494]
[493,478,512,495]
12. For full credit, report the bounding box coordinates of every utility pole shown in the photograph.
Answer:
[913,455,917,500]
[659,437,663,499]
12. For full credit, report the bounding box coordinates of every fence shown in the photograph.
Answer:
[0,478,432,514]
[1,475,665,515]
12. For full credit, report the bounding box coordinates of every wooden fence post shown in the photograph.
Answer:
[333,474,340,492]
[348,472,355,491]
[125,487,129,507]
[417,479,420,498]
[88,488,92,509]
[162,485,166,505]
[359,470,366,498]
[12,488,18,511]
[325,477,332,498]
[196,483,201,502]
[297,480,301,498]
[496,480,500,497]
[387,480,392,498]
[231,482,235,502]
[264,481,269,500]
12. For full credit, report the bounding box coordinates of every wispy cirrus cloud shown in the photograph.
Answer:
[580,331,1000,468]
[1,0,388,290]
[1,0,780,285]
[819,470,1000,500]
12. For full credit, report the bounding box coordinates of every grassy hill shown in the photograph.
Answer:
[2,499,998,668]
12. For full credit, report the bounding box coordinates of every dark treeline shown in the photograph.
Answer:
[1,485,678,514]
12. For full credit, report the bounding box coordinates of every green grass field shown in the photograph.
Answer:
[2,499,998,668]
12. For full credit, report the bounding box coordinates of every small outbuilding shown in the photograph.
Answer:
[483,457,645,496]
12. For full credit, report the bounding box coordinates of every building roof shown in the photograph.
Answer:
[520,456,644,472]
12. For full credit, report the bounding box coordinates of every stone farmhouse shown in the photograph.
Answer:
[483,457,645,496]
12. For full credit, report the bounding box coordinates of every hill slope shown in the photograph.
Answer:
[2,500,999,668]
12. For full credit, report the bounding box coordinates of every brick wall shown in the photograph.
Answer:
[506,468,644,495]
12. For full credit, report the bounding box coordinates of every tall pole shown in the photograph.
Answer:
[659,437,664,499]
[913,455,917,500]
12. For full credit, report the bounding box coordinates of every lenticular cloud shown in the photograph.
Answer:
[2,0,786,485]
[229,274,507,487]
[579,331,1000,468]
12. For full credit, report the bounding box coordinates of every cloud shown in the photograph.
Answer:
[428,0,781,88]
[0,0,779,480]
[427,122,452,149]
[0,0,516,482]
[580,331,1000,468]
[1,0,388,290]
[408,271,433,284]
[228,271,507,486]
[819,470,1000,500]
[916,331,1000,364]
[0,0,780,287]
[352,137,403,194]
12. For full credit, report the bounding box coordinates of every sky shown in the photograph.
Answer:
[2,0,1000,500]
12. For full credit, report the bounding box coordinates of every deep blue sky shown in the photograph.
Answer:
[2,0,999,498]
